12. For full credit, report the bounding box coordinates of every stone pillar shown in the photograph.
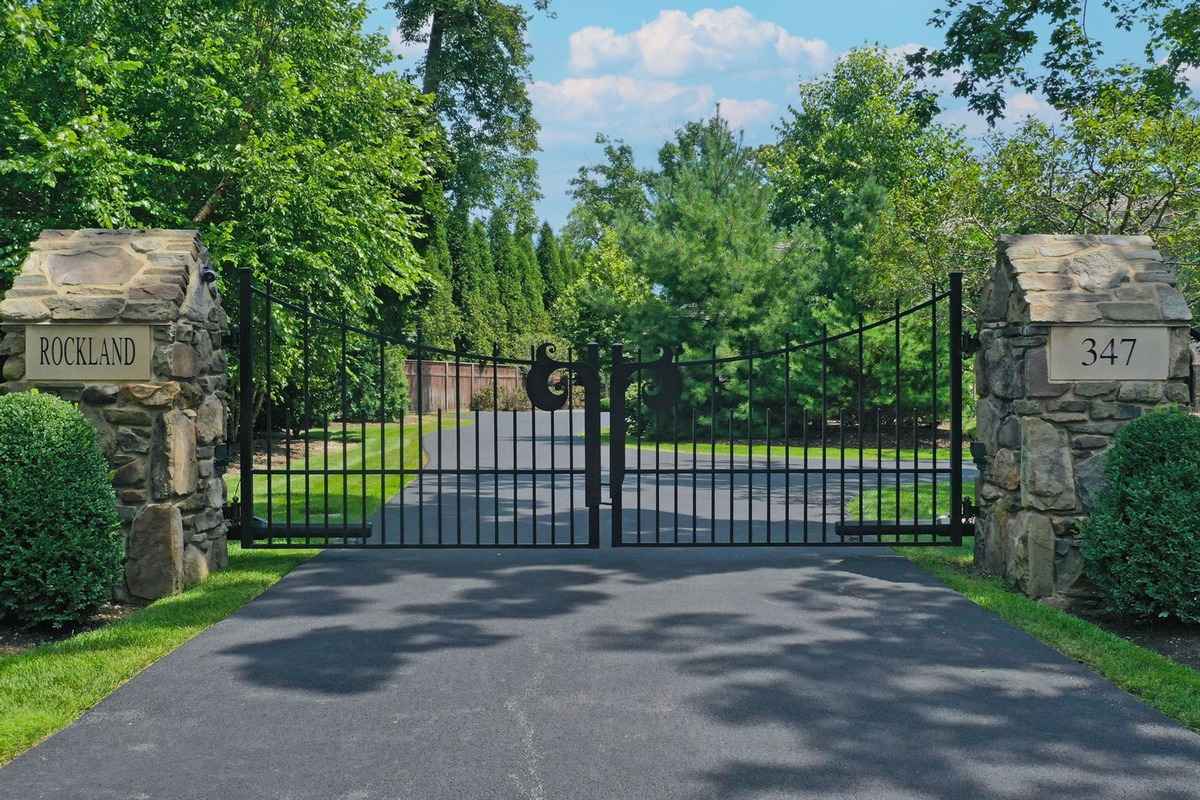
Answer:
[974,235,1192,601]
[0,229,229,600]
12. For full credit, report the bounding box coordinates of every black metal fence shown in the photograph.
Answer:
[236,270,965,549]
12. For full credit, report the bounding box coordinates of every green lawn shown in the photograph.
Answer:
[871,495,1200,733]
[849,479,976,521]
[603,429,951,463]
[0,544,318,765]
[227,416,461,525]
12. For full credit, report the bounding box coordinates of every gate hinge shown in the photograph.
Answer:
[961,330,981,357]
[961,497,977,524]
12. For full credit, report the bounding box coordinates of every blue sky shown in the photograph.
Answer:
[364,2,1164,228]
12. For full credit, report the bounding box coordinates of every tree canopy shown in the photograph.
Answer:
[908,0,1200,123]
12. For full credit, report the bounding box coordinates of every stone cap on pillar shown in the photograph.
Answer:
[0,228,222,327]
[983,234,1192,325]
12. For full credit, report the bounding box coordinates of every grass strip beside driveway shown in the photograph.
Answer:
[602,429,945,463]
[898,544,1200,733]
[0,545,317,766]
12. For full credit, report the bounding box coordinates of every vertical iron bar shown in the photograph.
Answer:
[323,412,330,534]
[455,350,462,545]
[285,401,293,539]
[784,348,791,544]
[302,302,311,540]
[895,299,901,531]
[584,343,601,548]
[493,343,500,545]
[748,352,754,543]
[512,408,518,545]
[637,348,643,544]
[802,406,808,543]
[673,402,679,544]
[710,347,717,543]
[550,380,557,546]
[728,409,735,543]
[876,407,883,523]
[530,345,537,546]
[654,406,661,545]
[360,412,366,535]
[475,406,481,546]
[949,273,964,545]
[839,407,846,531]
[265,281,274,540]
[568,348,575,545]
[913,405,920,538]
[931,283,939,533]
[237,269,254,548]
[380,339,387,546]
[340,312,347,539]
[417,328,425,541]
[437,407,443,544]
[692,408,698,542]
[766,407,772,543]
[821,327,827,543]
[609,344,626,547]
[858,316,865,525]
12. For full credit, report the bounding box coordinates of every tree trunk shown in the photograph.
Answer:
[422,9,446,96]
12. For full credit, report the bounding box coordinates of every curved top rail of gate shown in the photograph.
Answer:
[247,278,955,368]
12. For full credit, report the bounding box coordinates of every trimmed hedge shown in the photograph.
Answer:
[0,392,123,628]
[1082,406,1200,623]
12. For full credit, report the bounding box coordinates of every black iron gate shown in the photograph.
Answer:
[235,270,966,549]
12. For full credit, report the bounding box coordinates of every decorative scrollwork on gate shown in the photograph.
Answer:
[525,343,599,411]
[636,347,682,413]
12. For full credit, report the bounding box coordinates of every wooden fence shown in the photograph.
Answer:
[404,359,524,412]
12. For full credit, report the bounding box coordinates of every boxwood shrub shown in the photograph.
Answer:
[0,391,123,628]
[1082,406,1200,623]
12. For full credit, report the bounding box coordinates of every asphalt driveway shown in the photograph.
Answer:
[2,414,1194,799]
[3,545,1200,800]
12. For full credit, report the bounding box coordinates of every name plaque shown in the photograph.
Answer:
[1048,325,1170,382]
[24,324,153,382]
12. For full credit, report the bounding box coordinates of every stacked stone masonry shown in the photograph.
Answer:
[0,229,229,600]
[974,234,1192,601]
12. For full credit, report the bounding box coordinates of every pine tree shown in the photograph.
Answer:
[535,222,564,308]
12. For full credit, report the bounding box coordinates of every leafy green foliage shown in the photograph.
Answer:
[1083,407,1200,623]
[551,229,652,353]
[908,1,1200,123]
[0,392,122,629]
[984,84,1200,303]
[764,48,989,306]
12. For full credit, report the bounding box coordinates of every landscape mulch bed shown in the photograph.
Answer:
[0,602,142,658]
[1078,611,1200,673]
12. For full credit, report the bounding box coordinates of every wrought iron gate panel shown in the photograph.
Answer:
[236,269,966,549]
[607,273,966,547]
[236,270,600,548]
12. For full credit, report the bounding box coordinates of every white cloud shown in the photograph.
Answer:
[530,76,714,123]
[716,97,776,129]
[568,7,831,78]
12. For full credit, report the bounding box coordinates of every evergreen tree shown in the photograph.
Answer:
[535,222,564,308]
[471,219,504,350]
[414,184,460,348]
[517,228,548,334]
[488,211,526,346]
